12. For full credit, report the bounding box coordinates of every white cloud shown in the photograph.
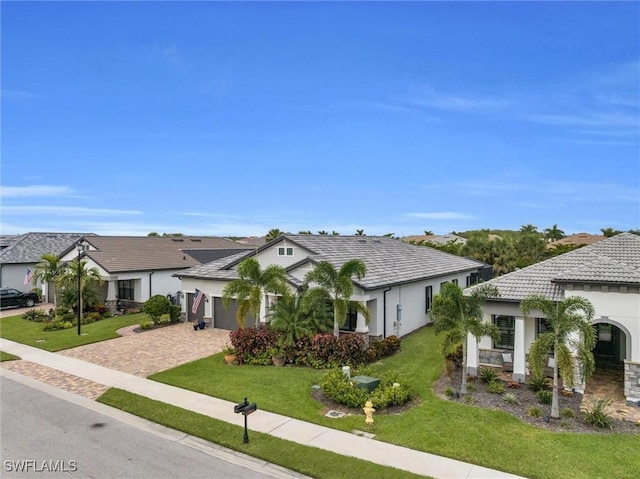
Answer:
[1,185,75,198]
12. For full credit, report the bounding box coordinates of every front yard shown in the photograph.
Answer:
[147,326,639,479]
[0,310,145,351]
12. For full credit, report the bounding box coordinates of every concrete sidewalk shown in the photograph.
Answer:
[0,338,527,479]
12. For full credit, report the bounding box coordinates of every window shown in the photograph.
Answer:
[343,304,358,331]
[536,318,552,336]
[466,272,480,287]
[493,315,515,350]
[425,286,433,313]
[452,279,458,286]
[277,247,294,256]
[118,280,135,300]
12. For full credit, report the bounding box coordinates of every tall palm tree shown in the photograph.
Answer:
[32,253,64,308]
[222,258,288,328]
[543,224,565,242]
[600,227,622,237]
[519,224,539,234]
[430,282,500,394]
[520,295,596,419]
[355,229,365,236]
[303,260,369,337]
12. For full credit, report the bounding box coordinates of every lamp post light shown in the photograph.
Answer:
[76,241,87,336]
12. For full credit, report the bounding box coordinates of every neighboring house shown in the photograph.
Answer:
[465,233,640,405]
[58,236,252,312]
[0,232,88,299]
[547,232,606,249]
[176,234,490,337]
[403,234,468,245]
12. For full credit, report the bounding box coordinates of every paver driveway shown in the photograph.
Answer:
[58,322,230,377]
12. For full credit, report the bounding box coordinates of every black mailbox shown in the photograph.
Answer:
[233,397,257,443]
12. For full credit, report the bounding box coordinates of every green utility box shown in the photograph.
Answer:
[351,375,380,392]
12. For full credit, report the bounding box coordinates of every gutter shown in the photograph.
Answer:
[149,271,154,299]
[382,287,392,339]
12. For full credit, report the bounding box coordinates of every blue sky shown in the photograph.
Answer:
[2,1,639,238]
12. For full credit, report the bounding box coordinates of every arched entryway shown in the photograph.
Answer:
[583,322,630,419]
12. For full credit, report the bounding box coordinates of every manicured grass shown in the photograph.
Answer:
[0,351,20,361]
[0,311,145,351]
[150,327,640,479]
[98,388,429,479]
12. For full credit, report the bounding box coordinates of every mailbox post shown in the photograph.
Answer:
[233,397,257,443]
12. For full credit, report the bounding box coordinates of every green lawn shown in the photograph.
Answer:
[149,327,640,479]
[0,311,145,351]
[0,351,20,361]
[99,388,429,479]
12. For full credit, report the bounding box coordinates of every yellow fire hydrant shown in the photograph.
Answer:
[363,400,375,426]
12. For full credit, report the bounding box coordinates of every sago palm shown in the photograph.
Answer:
[520,294,596,419]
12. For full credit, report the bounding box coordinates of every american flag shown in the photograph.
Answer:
[24,268,34,286]
[192,289,204,314]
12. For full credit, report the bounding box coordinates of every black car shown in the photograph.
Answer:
[0,288,40,309]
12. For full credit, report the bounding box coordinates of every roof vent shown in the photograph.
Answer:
[358,239,367,243]
[171,238,184,242]
[190,239,202,242]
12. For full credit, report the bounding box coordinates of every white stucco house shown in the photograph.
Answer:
[175,234,490,338]
[58,236,252,312]
[465,233,640,405]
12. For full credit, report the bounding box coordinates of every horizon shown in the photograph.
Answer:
[2,2,639,237]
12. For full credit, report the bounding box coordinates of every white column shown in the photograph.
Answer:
[106,280,117,301]
[355,310,369,334]
[467,333,479,376]
[513,316,526,382]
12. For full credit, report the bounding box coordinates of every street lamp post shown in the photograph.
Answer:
[76,242,86,336]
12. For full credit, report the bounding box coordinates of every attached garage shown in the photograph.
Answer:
[213,297,241,331]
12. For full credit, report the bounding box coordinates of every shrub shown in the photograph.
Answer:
[444,343,463,368]
[22,309,48,322]
[368,371,413,409]
[463,394,475,404]
[310,334,339,366]
[87,304,109,317]
[229,327,281,364]
[334,334,367,366]
[536,389,553,405]
[528,406,543,418]
[507,381,520,389]
[140,320,154,330]
[561,408,576,418]
[528,373,549,392]
[444,387,456,398]
[169,304,181,323]
[487,381,505,394]
[319,369,369,408]
[502,392,519,405]
[581,398,614,429]
[479,367,498,384]
[43,320,73,331]
[85,312,102,323]
[466,383,476,393]
[143,295,173,324]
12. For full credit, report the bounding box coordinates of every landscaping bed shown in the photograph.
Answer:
[434,367,639,434]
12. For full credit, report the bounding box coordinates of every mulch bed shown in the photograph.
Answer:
[433,368,640,434]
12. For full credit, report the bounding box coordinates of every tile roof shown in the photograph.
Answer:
[467,232,640,302]
[0,232,88,264]
[179,234,486,290]
[79,236,252,273]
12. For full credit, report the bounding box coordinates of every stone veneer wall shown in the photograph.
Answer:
[479,349,508,367]
[624,360,640,406]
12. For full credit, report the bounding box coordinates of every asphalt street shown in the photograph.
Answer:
[1,375,302,479]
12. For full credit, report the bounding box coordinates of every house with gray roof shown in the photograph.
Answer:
[465,233,640,404]
[0,232,88,299]
[58,236,253,312]
[176,234,489,337]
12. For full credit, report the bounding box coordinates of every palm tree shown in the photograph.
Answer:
[303,260,370,337]
[265,228,283,242]
[222,258,288,328]
[543,224,565,242]
[520,295,596,419]
[355,229,365,236]
[430,282,500,394]
[317,230,328,235]
[57,258,104,312]
[32,253,64,308]
[519,224,539,234]
[267,292,331,345]
[424,230,434,236]
[600,227,622,237]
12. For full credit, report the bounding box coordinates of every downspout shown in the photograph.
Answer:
[382,287,392,339]
[149,271,154,300]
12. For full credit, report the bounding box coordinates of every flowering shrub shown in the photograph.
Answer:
[367,335,402,361]
[229,327,281,364]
